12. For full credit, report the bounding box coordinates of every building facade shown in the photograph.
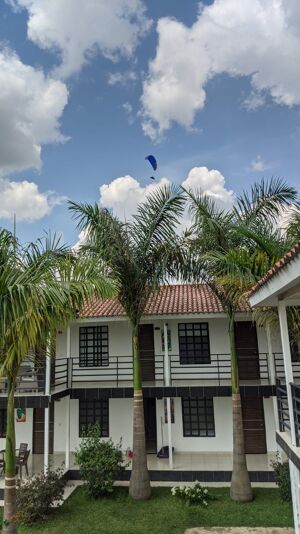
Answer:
[2,283,296,478]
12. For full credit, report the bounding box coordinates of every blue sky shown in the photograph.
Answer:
[0,0,300,245]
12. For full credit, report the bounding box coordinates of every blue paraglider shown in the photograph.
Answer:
[145,154,157,171]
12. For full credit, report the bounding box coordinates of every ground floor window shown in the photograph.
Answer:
[79,399,109,437]
[182,398,215,437]
[0,408,6,437]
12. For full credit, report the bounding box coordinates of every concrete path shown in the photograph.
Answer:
[185,528,294,534]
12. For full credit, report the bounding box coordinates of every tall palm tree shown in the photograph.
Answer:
[69,184,186,500]
[185,178,298,502]
[0,230,114,534]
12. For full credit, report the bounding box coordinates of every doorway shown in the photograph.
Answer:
[143,397,157,453]
[138,324,155,382]
[33,404,54,454]
[235,321,260,380]
[241,396,267,454]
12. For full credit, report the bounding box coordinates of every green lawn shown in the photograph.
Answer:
[1,487,293,534]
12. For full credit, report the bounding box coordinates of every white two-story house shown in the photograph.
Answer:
[2,283,299,489]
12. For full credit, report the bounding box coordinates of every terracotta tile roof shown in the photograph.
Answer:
[81,284,229,318]
[249,240,300,297]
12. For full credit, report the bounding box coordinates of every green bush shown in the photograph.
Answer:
[75,424,125,498]
[16,468,66,524]
[171,482,215,506]
[271,454,291,502]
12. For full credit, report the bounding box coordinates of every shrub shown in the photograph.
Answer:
[171,482,215,506]
[15,467,66,524]
[271,454,292,502]
[75,424,125,498]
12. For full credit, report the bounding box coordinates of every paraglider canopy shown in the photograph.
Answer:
[145,154,157,171]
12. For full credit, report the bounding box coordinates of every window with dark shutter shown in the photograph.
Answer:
[182,398,215,437]
[79,326,109,367]
[79,399,109,437]
[178,323,210,364]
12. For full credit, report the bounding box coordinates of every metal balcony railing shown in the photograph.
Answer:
[276,379,290,434]
[0,363,46,395]
[274,352,300,379]
[50,352,271,390]
[291,383,300,446]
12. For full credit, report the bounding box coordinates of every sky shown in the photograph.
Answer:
[0,0,300,246]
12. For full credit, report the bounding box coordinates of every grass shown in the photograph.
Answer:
[1,486,293,534]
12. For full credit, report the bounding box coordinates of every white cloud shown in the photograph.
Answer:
[10,0,152,78]
[0,49,68,175]
[99,175,170,220]
[98,166,233,222]
[141,0,300,138]
[0,178,66,222]
[108,71,137,86]
[250,155,270,172]
[182,167,234,210]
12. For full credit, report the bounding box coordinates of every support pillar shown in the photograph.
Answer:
[278,301,296,445]
[65,326,71,470]
[44,345,51,474]
[289,460,300,534]
[164,322,173,469]
[266,326,280,432]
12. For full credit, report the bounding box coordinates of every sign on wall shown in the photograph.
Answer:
[16,408,26,422]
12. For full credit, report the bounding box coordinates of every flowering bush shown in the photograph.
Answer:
[171,482,214,506]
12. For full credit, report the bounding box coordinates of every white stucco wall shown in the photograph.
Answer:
[0,408,33,451]
[54,397,133,452]
[156,397,233,453]
[263,397,277,452]
[53,394,277,455]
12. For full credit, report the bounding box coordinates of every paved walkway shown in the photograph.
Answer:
[185,528,294,534]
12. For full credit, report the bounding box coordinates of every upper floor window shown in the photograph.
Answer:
[0,409,6,437]
[79,399,109,437]
[79,326,109,367]
[178,323,210,364]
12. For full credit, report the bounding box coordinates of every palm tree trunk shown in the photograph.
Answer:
[3,377,18,534]
[229,312,253,502]
[129,324,151,500]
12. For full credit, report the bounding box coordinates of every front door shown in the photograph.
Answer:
[139,324,155,382]
[33,404,54,454]
[241,397,267,454]
[235,321,260,380]
[144,398,157,453]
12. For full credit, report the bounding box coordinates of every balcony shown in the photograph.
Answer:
[0,363,46,396]
[2,352,298,396]
[51,352,272,391]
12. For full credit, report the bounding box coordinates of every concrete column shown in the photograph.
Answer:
[278,300,296,445]
[289,460,300,534]
[266,326,280,432]
[164,322,173,469]
[44,406,49,474]
[65,326,71,469]
[44,343,51,473]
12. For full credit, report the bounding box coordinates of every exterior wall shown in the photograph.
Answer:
[264,397,277,452]
[56,315,278,386]
[156,397,233,452]
[0,408,33,451]
[54,397,133,452]
[53,395,277,454]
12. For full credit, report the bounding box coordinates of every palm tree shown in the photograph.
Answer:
[0,230,114,534]
[69,185,186,500]
[185,178,298,502]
